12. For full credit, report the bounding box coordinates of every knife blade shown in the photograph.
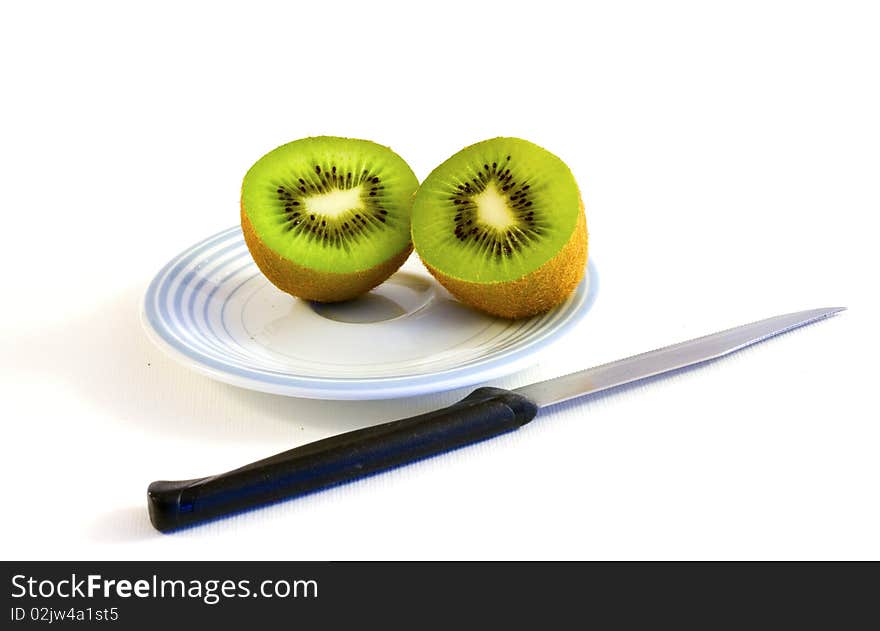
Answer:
[516,306,845,407]
[148,307,845,532]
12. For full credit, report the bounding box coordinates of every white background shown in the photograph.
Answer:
[1,1,877,560]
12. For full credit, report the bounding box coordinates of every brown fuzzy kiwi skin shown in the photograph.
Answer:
[241,203,412,303]
[420,201,587,319]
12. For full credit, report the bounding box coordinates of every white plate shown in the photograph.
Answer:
[142,227,598,399]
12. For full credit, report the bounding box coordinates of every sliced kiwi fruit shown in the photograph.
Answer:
[411,137,587,319]
[241,136,418,302]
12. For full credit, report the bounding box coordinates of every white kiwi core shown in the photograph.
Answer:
[472,182,516,230]
[305,186,364,218]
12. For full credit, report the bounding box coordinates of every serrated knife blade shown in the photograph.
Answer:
[515,307,846,408]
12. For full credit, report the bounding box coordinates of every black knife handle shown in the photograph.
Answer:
[147,387,538,532]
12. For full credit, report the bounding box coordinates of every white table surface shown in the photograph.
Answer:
[1,1,877,560]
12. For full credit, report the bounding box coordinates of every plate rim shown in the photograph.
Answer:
[141,226,599,399]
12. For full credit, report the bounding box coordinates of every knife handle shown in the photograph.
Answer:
[147,387,538,532]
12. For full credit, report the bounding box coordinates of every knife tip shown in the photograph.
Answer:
[816,306,847,319]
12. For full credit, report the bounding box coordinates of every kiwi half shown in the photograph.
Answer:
[241,137,418,302]
[411,137,587,319]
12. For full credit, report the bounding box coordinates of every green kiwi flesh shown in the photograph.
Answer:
[241,136,418,301]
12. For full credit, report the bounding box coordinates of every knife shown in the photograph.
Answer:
[148,307,844,532]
